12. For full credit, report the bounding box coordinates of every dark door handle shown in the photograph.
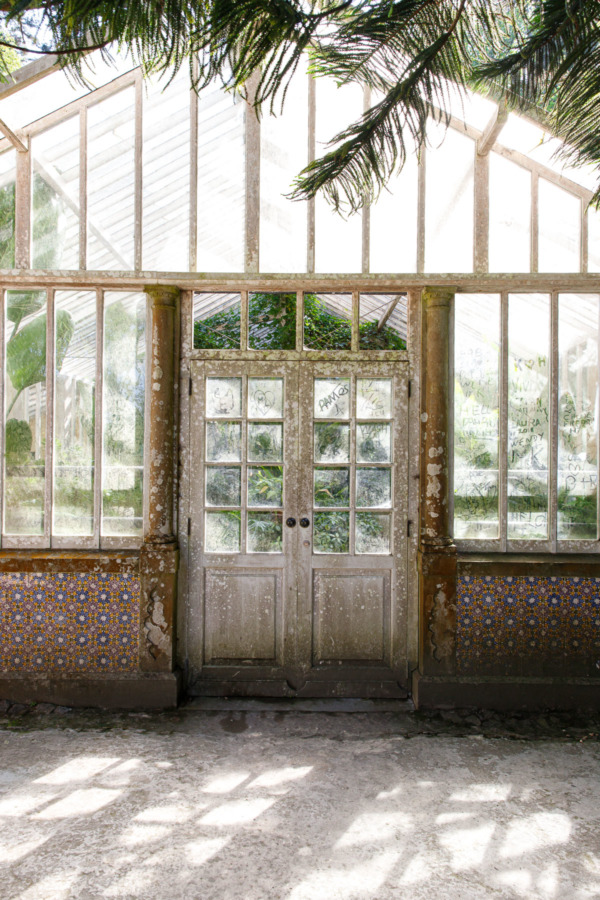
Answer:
[299,517,310,528]
[286,517,297,528]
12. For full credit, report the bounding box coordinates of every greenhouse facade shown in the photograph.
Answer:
[0,50,598,708]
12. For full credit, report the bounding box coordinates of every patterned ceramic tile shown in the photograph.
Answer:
[0,573,139,674]
[457,575,600,676]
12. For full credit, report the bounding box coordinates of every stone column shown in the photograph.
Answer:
[139,286,180,674]
[416,287,458,689]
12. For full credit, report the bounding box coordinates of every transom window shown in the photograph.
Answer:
[1,288,146,549]
[454,292,599,551]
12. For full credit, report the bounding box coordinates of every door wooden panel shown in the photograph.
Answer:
[204,570,279,663]
[312,571,388,663]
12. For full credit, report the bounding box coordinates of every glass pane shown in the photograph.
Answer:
[32,117,79,270]
[248,466,283,508]
[102,293,145,537]
[248,423,283,462]
[197,84,245,272]
[454,295,500,539]
[0,149,16,267]
[588,206,600,273]
[206,377,241,418]
[539,180,580,273]
[356,468,392,508]
[314,378,350,419]
[248,378,283,418]
[260,57,308,273]
[249,293,296,350]
[194,293,241,350]
[489,154,530,273]
[4,290,47,535]
[314,78,362,274]
[206,466,241,507]
[370,133,418,274]
[508,294,550,540]
[314,468,349,508]
[53,291,95,536]
[205,510,240,552]
[357,379,392,418]
[247,512,283,553]
[425,123,474,273]
[304,294,352,350]
[313,511,350,553]
[87,88,135,270]
[356,512,391,554]
[359,295,407,349]
[206,422,241,463]
[143,71,190,271]
[357,423,391,463]
[314,423,350,463]
[558,294,599,540]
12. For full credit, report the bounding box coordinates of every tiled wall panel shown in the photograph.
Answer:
[0,573,139,674]
[457,575,600,676]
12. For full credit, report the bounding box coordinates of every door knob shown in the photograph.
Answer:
[299,517,310,528]
[286,517,297,527]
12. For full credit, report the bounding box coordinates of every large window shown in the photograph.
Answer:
[2,288,146,548]
[454,293,599,550]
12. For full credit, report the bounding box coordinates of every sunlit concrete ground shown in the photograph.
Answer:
[0,702,599,900]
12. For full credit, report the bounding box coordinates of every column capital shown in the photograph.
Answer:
[144,285,180,308]
[422,286,457,308]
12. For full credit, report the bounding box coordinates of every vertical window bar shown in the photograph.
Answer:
[362,87,371,275]
[550,292,559,551]
[79,106,87,270]
[581,197,589,273]
[448,296,455,530]
[473,151,489,274]
[597,299,600,541]
[189,55,199,272]
[241,374,248,552]
[94,288,104,547]
[240,290,249,351]
[14,146,31,269]
[295,291,304,351]
[245,71,260,274]
[531,171,539,273]
[499,292,509,551]
[46,288,55,545]
[351,290,359,353]
[0,290,4,546]
[349,374,356,556]
[134,70,143,272]
[416,143,426,274]
[307,72,316,274]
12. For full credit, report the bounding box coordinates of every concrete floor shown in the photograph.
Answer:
[0,703,599,899]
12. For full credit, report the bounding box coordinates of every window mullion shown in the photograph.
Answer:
[0,289,4,547]
[499,292,508,551]
[94,288,104,548]
[550,292,559,551]
[46,288,55,546]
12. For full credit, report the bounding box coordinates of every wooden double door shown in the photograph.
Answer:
[186,359,409,697]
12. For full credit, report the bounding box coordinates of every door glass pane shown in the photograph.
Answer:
[359,295,407,350]
[356,512,391,554]
[206,466,241,507]
[194,293,241,350]
[314,423,350,463]
[4,290,47,535]
[304,294,352,350]
[314,378,350,419]
[357,379,392,418]
[356,468,392,508]
[206,377,242,417]
[247,511,283,552]
[53,291,96,536]
[558,294,599,540]
[206,422,241,463]
[357,424,391,463]
[313,511,350,554]
[314,468,350,508]
[248,378,283,418]
[205,510,240,553]
[248,423,283,462]
[249,293,296,350]
[248,466,283,508]
[508,294,550,540]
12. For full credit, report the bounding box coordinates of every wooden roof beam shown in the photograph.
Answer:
[0,117,27,152]
[477,100,509,157]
